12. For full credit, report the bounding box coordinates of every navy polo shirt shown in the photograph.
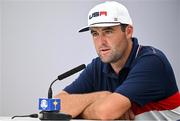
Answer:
[64,38,178,106]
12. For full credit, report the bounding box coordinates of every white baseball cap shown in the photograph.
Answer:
[79,1,133,32]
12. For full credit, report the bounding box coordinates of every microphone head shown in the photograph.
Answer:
[57,64,86,80]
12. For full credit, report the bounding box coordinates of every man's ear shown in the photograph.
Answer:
[125,25,133,39]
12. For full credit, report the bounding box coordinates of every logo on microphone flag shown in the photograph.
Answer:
[39,98,60,111]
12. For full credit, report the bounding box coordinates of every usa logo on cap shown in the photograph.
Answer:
[89,11,107,20]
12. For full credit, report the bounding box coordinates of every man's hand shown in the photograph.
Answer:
[120,109,135,120]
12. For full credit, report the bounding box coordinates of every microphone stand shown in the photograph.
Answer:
[39,64,86,120]
[39,110,72,120]
[39,78,72,120]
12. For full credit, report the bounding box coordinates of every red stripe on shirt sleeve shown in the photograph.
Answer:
[132,92,180,115]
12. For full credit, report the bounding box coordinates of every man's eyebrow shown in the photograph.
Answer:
[102,27,114,31]
[90,29,96,34]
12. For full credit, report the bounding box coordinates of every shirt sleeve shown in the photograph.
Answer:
[63,62,94,94]
[115,55,170,106]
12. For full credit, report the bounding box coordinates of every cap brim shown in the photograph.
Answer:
[78,26,89,32]
[78,22,120,33]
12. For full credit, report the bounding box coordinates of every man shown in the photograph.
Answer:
[55,1,180,120]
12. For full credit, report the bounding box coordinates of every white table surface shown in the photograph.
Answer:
[0,117,40,121]
[0,117,90,121]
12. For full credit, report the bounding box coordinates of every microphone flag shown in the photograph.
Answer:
[39,98,60,111]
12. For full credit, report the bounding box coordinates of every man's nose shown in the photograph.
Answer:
[98,34,107,45]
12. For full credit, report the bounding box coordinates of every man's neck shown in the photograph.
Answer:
[111,39,133,75]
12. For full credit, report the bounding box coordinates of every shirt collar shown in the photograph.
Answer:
[103,37,139,76]
[124,37,139,68]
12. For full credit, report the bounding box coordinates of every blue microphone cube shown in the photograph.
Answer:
[39,98,60,111]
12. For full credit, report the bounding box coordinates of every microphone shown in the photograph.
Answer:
[48,64,86,98]
[39,64,86,120]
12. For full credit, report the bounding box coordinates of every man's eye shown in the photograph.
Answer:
[105,30,113,34]
[91,32,98,37]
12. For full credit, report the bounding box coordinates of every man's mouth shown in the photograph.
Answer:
[99,48,110,55]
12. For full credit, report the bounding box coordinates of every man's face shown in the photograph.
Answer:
[90,25,131,64]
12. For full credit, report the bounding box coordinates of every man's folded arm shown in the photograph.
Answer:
[80,92,132,120]
[54,91,111,118]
